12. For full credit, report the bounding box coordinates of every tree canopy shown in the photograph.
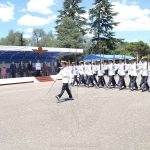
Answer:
[89,0,119,54]
[0,30,26,46]
[56,0,87,48]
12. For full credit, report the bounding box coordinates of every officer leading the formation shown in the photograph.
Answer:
[55,61,74,101]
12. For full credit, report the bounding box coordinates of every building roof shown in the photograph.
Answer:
[0,46,83,62]
[83,54,135,61]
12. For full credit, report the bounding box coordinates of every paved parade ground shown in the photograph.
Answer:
[0,80,150,150]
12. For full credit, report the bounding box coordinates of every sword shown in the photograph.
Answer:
[46,80,56,96]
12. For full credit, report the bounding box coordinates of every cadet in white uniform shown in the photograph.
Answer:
[71,62,79,86]
[67,62,73,84]
[55,61,73,101]
[130,59,138,91]
[78,61,86,85]
[139,57,150,92]
[92,61,98,84]
[105,60,117,88]
[117,59,126,90]
[86,61,94,88]
[96,61,106,88]
[126,60,132,88]
[83,62,88,84]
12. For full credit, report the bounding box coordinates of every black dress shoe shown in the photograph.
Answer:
[55,95,60,101]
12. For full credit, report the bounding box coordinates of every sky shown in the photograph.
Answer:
[0,0,150,44]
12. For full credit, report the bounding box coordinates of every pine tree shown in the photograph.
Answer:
[89,0,119,54]
[56,0,87,48]
[57,17,83,48]
[19,33,26,46]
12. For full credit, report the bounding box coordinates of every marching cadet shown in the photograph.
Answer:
[92,61,98,84]
[83,61,87,85]
[86,61,94,88]
[138,60,144,88]
[126,59,132,88]
[78,61,86,86]
[96,61,106,88]
[84,61,89,84]
[105,59,117,88]
[117,59,126,90]
[139,57,150,92]
[71,62,79,86]
[130,58,138,91]
[55,61,73,101]
[67,62,73,85]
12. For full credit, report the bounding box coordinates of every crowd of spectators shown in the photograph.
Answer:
[0,60,59,79]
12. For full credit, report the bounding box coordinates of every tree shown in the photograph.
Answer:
[56,17,83,48]
[19,33,26,46]
[89,0,119,54]
[57,0,86,35]
[111,41,150,59]
[26,29,59,47]
[0,30,26,46]
[32,28,45,46]
[125,41,150,58]
[56,0,87,48]
[40,31,58,47]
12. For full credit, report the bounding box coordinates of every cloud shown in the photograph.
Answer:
[16,27,33,39]
[27,0,54,15]
[26,27,33,33]
[80,11,90,20]
[113,1,150,31]
[17,14,57,26]
[24,28,33,39]
[0,2,14,22]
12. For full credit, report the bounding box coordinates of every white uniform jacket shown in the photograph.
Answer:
[78,64,85,75]
[105,63,115,76]
[130,63,138,76]
[138,62,150,76]
[116,63,126,76]
[56,67,71,83]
